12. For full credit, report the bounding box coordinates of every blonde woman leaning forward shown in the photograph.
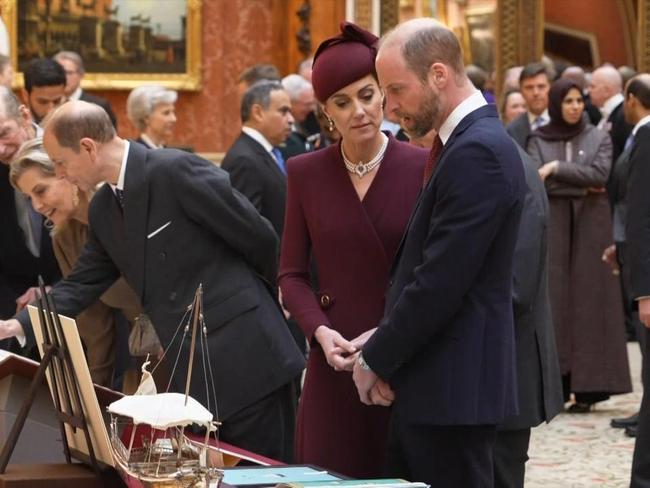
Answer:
[10,137,163,390]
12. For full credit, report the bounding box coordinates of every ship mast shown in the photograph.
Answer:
[184,283,202,406]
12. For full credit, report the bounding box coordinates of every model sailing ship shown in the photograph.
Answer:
[107,285,224,487]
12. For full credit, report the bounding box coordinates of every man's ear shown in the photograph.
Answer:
[250,103,265,123]
[428,63,449,88]
[79,137,97,158]
[18,104,33,130]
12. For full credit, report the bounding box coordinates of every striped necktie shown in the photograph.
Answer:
[531,116,545,131]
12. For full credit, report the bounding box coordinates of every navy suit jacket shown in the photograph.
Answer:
[363,104,526,426]
[221,132,287,238]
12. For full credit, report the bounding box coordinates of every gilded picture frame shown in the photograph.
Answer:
[0,0,202,91]
[464,6,496,72]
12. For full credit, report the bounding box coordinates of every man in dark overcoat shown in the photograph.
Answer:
[0,101,305,462]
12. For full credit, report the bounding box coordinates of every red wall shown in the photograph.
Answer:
[90,0,275,153]
[545,0,631,67]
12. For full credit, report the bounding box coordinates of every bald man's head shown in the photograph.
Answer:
[379,18,465,84]
[589,65,624,108]
[42,101,116,191]
[561,66,587,90]
[624,73,650,124]
[44,100,115,152]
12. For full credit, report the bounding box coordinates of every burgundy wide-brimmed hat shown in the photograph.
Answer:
[311,22,379,103]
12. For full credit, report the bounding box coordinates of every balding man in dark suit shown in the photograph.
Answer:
[0,100,305,462]
[353,19,526,487]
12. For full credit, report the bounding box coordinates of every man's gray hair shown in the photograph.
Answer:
[241,80,285,122]
[126,85,178,131]
[0,86,23,121]
[46,101,115,151]
[53,51,85,74]
[281,74,312,101]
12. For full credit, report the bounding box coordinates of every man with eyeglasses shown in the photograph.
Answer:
[54,51,117,128]
[0,86,59,334]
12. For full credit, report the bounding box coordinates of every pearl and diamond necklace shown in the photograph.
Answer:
[341,133,389,178]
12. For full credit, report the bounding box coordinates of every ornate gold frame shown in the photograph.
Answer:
[1,0,202,91]
[544,22,601,67]
[494,0,544,100]
[638,0,650,72]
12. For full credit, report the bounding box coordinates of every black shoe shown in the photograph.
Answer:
[611,412,639,429]
[625,425,638,438]
[567,402,594,413]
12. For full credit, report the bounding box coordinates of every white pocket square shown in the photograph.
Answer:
[147,221,172,239]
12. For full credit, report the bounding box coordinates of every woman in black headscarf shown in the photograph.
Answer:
[527,79,631,412]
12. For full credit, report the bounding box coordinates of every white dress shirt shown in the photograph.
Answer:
[438,90,488,145]
[527,109,550,130]
[69,87,82,101]
[242,126,278,163]
[109,140,130,195]
[632,114,650,136]
[597,93,624,129]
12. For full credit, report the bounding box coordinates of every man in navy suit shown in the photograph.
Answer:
[353,19,526,487]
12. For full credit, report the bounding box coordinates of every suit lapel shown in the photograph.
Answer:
[242,133,286,182]
[389,105,498,275]
[122,142,149,298]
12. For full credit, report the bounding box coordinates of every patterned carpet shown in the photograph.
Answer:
[525,343,643,487]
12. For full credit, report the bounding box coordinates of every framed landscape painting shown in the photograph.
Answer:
[0,0,202,90]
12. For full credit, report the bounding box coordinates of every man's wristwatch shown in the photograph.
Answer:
[358,352,371,371]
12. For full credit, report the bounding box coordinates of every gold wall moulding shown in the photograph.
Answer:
[1,0,203,91]
[639,0,650,72]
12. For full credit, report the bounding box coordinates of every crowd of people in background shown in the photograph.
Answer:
[0,16,649,488]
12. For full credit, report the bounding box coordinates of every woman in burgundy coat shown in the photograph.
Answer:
[279,23,426,477]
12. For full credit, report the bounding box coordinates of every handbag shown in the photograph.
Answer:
[128,313,162,357]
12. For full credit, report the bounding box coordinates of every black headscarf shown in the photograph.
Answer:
[533,78,587,141]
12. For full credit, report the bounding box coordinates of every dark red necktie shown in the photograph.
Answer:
[422,135,443,187]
